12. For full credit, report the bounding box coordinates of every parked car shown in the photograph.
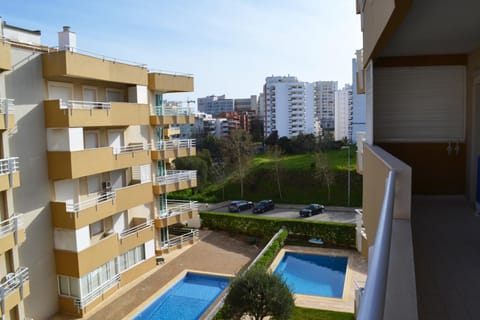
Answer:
[228,200,254,213]
[299,204,325,217]
[252,200,275,214]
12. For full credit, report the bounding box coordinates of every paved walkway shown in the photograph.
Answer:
[53,230,261,320]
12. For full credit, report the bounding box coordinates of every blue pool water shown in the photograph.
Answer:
[133,273,229,320]
[274,252,348,298]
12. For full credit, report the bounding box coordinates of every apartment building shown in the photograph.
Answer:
[313,81,338,137]
[351,53,366,143]
[355,1,480,319]
[0,20,198,319]
[197,95,233,116]
[334,84,353,142]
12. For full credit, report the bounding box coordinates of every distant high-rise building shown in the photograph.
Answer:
[313,81,338,136]
[197,95,234,115]
[351,54,366,143]
[334,84,353,141]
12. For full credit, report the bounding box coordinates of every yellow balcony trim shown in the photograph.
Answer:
[154,210,199,228]
[0,228,25,254]
[0,42,12,72]
[0,171,20,192]
[151,148,196,161]
[153,179,197,195]
[55,233,120,277]
[119,223,155,254]
[42,50,148,85]
[44,100,150,128]
[0,267,30,316]
[47,147,151,180]
[149,115,195,126]
[51,182,153,229]
[148,72,194,93]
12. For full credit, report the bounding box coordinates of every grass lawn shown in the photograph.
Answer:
[291,307,355,320]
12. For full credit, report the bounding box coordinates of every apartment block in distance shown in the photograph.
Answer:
[355,1,480,320]
[0,20,198,319]
[334,84,353,142]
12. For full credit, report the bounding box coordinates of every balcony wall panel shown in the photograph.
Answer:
[0,280,30,317]
[0,171,20,192]
[154,210,198,228]
[44,100,150,128]
[153,179,197,195]
[42,51,147,85]
[0,42,11,71]
[149,115,195,126]
[0,228,26,254]
[119,225,154,254]
[151,148,196,161]
[48,148,150,180]
[51,182,153,229]
[55,234,119,277]
[148,73,193,93]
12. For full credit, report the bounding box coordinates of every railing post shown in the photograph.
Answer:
[13,216,18,245]
[3,99,9,129]
[7,158,14,188]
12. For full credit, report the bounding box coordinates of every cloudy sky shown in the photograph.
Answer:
[1,0,362,102]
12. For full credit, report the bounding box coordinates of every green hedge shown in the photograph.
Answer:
[253,229,289,269]
[199,212,356,248]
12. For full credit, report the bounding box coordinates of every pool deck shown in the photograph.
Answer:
[51,230,261,320]
[270,245,368,313]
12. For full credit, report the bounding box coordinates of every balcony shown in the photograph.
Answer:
[51,182,153,229]
[0,99,15,130]
[0,267,30,317]
[47,144,151,180]
[0,41,11,72]
[154,200,199,228]
[356,144,417,320]
[55,233,120,277]
[148,72,194,93]
[150,106,195,126]
[151,139,196,161]
[158,229,199,254]
[0,157,20,192]
[153,170,197,195]
[119,219,155,253]
[44,99,150,128]
[0,216,26,254]
[42,50,148,85]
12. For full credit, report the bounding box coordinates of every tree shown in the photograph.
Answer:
[265,130,279,146]
[223,268,294,320]
[314,151,335,202]
[266,145,283,200]
[220,129,254,198]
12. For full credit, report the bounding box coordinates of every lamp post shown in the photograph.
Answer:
[342,146,351,207]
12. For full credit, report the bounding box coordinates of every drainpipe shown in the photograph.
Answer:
[476,156,480,214]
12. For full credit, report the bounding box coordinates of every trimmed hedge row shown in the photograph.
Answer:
[199,212,356,248]
[253,229,289,270]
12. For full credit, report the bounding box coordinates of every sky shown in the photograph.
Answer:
[1,0,363,103]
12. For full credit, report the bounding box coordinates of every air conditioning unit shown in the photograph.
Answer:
[102,181,112,191]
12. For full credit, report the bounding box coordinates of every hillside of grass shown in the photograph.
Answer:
[171,149,362,207]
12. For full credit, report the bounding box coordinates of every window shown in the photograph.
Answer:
[89,220,104,237]
[117,245,146,272]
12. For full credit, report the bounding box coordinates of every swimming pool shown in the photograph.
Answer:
[274,252,348,298]
[133,272,229,320]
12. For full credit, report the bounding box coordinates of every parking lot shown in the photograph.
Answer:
[201,202,358,224]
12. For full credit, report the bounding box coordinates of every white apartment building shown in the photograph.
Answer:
[313,81,338,136]
[334,84,353,141]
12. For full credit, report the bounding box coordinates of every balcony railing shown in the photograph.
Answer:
[0,266,29,300]
[60,100,111,110]
[119,220,153,239]
[356,171,396,320]
[0,98,14,114]
[154,139,196,151]
[153,105,194,116]
[0,215,21,240]
[162,229,199,249]
[159,200,198,218]
[155,170,197,186]
[66,192,116,213]
[0,157,19,175]
[73,273,120,309]
[112,143,150,155]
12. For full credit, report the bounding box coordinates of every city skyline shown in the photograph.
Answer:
[1,0,362,102]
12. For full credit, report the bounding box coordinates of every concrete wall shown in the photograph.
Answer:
[7,47,59,319]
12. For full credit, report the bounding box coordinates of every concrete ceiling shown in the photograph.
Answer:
[380,0,480,57]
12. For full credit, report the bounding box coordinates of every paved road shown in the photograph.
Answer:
[199,202,359,224]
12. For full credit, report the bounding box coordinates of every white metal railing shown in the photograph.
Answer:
[149,69,194,77]
[357,171,396,320]
[112,143,151,155]
[0,215,21,238]
[66,192,116,213]
[154,105,194,116]
[119,220,153,239]
[0,157,19,175]
[155,139,195,151]
[162,229,199,248]
[73,274,121,309]
[0,98,14,114]
[0,267,29,299]
[60,100,111,110]
[155,170,197,186]
[158,200,198,218]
